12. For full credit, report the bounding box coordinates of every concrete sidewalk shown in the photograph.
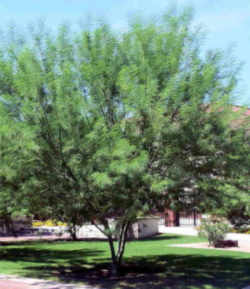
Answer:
[159,225,250,242]
[0,275,98,289]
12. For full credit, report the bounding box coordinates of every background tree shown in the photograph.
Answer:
[0,102,36,235]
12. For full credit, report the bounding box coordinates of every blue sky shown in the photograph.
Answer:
[0,0,249,105]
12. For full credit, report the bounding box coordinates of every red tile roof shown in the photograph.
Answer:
[231,105,250,116]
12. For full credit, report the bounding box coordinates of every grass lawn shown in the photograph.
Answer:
[0,234,249,289]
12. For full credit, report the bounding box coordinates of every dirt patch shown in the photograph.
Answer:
[169,241,250,253]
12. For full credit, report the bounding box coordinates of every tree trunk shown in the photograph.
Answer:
[4,215,17,237]
[117,221,130,266]
[69,224,78,240]
[70,230,77,241]
[107,235,119,276]
[94,219,130,276]
[193,210,197,226]
[108,221,130,275]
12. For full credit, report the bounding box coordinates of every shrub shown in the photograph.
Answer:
[32,220,67,227]
[230,226,250,234]
[198,219,230,246]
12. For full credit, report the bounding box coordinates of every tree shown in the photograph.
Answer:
[0,102,36,235]
[0,9,249,274]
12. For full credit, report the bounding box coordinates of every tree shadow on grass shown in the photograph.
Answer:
[0,239,249,289]
[133,234,183,242]
[22,254,250,289]
[5,248,249,289]
[0,247,103,264]
[86,253,250,289]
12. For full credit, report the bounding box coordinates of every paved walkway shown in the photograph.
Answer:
[0,235,69,243]
[0,275,98,289]
[159,225,250,242]
[0,279,31,289]
[169,241,250,253]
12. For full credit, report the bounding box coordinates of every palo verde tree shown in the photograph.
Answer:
[0,9,249,274]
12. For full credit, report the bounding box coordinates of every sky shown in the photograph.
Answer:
[0,0,249,105]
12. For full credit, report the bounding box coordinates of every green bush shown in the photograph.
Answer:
[198,219,230,246]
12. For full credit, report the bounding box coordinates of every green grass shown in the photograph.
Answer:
[0,234,249,289]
